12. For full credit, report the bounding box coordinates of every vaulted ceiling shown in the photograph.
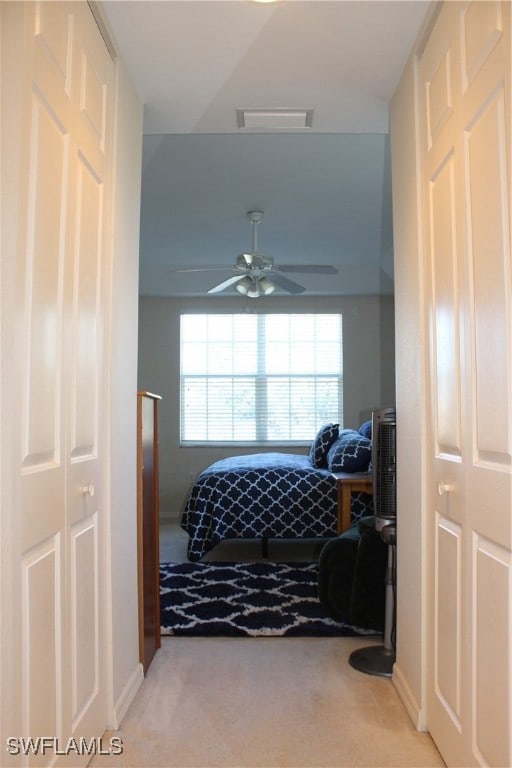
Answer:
[102,0,430,297]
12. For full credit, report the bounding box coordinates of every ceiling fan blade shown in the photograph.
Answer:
[276,265,338,274]
[207,274,246,294]
[268,272,305,294]
[171,265,235,273]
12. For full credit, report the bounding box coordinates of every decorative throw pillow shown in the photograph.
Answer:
[358,420,372,440]
[327,429,372,473]
[309,423,339,468]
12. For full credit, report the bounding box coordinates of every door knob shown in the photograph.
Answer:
[81,482,95,497]
[437,481,453,496]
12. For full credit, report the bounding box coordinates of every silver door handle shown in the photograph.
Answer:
[437,481,453,496]
[81,483,95,497]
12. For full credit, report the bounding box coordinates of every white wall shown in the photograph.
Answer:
[107,59,144,723]
[389,55,427,728]
[138,293,395,519]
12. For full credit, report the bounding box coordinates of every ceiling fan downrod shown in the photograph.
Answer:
[247,210,263,252]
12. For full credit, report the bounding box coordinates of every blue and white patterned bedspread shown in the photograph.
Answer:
[181,452,372,562]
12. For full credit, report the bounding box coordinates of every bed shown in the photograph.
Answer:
[181,423,374,562]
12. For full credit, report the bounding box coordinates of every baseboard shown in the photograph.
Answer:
[392,663,427,731]
[108,662,144,730]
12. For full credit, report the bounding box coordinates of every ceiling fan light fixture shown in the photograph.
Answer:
[235,275,255,296]
[236,275,275,298]
[258,276,275,295]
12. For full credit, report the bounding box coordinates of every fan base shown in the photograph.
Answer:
[348,645,395,677]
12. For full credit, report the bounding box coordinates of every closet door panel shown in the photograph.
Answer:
[70,515,99,730]
[65,1,114,745]
[21,537,62,752]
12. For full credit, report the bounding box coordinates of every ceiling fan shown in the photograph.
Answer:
[174,211,338,297]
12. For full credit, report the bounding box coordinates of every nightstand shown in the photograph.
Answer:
[331,471,373,533]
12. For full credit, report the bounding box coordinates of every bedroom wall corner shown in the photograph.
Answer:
[106,53,144,725]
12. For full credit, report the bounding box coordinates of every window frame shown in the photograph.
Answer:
[180,312,343,447]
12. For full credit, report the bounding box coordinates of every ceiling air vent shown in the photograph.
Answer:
[237,108,313,130]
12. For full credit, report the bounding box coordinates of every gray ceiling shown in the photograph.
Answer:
[102,0,431,297]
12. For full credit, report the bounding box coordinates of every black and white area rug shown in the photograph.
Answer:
[160,561,376,637]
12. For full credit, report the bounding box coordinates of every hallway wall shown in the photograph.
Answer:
[390,53,428,728]
[108,57,144,724]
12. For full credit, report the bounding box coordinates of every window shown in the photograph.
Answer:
[180,313,343,444]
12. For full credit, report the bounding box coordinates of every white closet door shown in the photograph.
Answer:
[2,2,114,764]
[419,2,511,765]
[65,2,113,745]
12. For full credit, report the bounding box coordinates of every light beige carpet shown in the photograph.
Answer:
[91,636,445,768]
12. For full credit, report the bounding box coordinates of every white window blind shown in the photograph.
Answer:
[180,313,343,444]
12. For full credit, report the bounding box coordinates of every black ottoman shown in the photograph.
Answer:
[318,516,387,631]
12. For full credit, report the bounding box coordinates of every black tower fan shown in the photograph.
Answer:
[349,407,397,677]
[373,407,397,533]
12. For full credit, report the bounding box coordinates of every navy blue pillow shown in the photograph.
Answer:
[358,420,372,440]
[327,429,372,473]
[309,423,339,468]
